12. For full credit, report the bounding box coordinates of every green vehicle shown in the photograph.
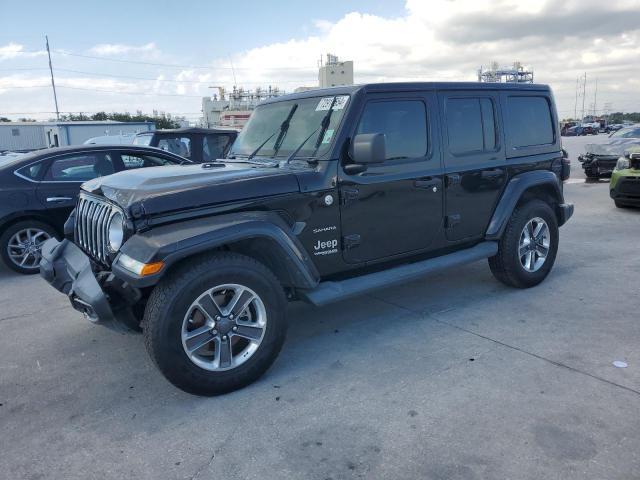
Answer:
[610,146,640,208]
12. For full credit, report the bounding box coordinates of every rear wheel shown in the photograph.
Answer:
[0,221,57,274]
[489,200,559,288]
[143,252,287,396]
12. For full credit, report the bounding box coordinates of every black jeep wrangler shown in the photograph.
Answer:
[40,83,573,395]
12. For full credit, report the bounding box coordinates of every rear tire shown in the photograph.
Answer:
[143,252,287,396]
[0,220,57,274]
[489,200,559,288]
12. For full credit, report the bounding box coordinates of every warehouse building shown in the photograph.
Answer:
[0,121,154,152]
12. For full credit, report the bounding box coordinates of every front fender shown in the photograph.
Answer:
[485,170,567,240]
[112,211,320,289]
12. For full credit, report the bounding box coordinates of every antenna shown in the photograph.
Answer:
[228,55,237,87]
[45,35,60,121]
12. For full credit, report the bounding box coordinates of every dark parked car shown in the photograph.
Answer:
[579,126,640,178]
[41,82,573,395]
[0,145,190,274]
[563,126,584,136]
[133,128,238,163]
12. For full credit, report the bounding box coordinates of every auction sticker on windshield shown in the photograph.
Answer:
[316,95,350,111]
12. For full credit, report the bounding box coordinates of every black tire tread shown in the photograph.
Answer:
[143,251,287,395]
[488,200,558,289]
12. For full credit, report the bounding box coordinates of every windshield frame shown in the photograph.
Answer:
[228,94,351,162]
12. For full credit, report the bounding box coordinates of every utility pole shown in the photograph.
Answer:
[45,35,60,121]
[574,76,579,120]
[593,78,598,116]
[581,72,587,122]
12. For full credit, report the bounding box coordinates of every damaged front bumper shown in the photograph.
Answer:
[39,238,141,331]
[578,154,619,176]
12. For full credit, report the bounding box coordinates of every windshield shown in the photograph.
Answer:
[229,95,349,159]
[133,134,153,146]
[610,127,640,138]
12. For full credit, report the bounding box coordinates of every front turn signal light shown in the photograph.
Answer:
[117,253,164,276]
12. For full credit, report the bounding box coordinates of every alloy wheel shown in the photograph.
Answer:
[518,217,550,273]
[6,228,51,270]
[181,284,267,371]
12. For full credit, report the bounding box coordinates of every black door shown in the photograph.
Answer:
[438,92,506,241]
[339,93,444,264]
[35,152,117,228]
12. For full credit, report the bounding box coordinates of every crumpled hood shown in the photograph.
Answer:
[585,139,640,156]
[81,162,300,215]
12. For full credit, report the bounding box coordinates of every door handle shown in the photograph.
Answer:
[46,196,73,203]
[414,178,440,189]
[482,169,504,178]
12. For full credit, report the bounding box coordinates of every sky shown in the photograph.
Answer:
[1,0,639,122]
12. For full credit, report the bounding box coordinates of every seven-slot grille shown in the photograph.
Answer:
[75,194,118,264]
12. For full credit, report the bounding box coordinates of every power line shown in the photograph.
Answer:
[56,85,205,98]
[52,49,314,72]
[52,68,314,84]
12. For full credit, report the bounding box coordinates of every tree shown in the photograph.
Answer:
[57,111,180,129]
[91,112,108,121]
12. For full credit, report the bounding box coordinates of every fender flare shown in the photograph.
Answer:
[112,211,320,289]
[485,170,564,240]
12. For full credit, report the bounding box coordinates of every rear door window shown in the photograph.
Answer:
[506,96,554,147]
[44,153,115,181]
[202,135,231,161]
[445,97,497,155]
[120,152,181,169]
[157,136,191,159]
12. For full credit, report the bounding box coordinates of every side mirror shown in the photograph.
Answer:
[352,133,386,165]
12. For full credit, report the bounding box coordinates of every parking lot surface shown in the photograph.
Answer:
[1,135,639,479]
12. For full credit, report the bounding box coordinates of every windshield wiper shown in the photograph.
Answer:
[309,97,337,158]
[243,103,298,161]
[271,103,298,158]
[286,97,338,165]
[246,132,277,161]
[284,127,321,164]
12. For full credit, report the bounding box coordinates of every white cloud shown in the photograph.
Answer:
[0,43,45,61]
[224,0,640,117]
[89,42,157,56]
[2,1,640,120]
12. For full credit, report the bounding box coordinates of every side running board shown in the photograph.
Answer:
[300,241,498,306]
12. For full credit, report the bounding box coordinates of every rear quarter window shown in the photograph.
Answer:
[506,96,554,148]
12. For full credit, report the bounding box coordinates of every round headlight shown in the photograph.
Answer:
[616,157,630,171]
[108,211,124,252]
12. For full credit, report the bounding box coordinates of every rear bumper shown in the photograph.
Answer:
[557,203,574,226]
[40,239,138,331]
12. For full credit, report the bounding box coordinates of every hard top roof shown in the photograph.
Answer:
[262,82,551,104]
[139,127,239,135]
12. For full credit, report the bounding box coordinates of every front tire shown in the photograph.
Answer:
[143,252,287,396]
[489,200,559,288]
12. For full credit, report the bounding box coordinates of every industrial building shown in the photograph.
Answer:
[202,86,282,129]
[201,54,355,129]
[477,61,534,83]
[318,54,354,88]
[0,120,154,152]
